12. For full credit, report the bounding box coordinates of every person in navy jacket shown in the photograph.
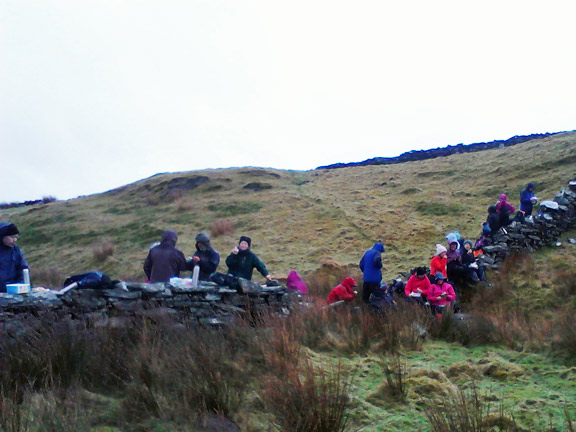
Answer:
[0,222,29,292]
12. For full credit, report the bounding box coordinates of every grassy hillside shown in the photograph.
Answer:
[2,132,576,432]
[2,132,576,287]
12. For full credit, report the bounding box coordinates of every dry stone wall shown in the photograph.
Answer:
[0,281,296,337]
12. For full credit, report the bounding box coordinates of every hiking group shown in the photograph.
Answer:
[326,182,539,317]
[1,183,538,299]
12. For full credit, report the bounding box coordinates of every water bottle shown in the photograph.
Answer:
[23,268,31,286]
[191,266,200,288]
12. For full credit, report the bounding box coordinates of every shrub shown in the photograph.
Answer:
[92,238,115,262]
[425,385,518,432]
[263,361,352,432]
[383,355,409,401]
[41,196,57,204]
[210,219,235,237]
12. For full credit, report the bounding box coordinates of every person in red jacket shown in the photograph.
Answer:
[327,277,358,305]
[404,267,431,304]
[430,244,447,280]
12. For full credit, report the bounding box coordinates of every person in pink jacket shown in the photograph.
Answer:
[428,272,456,315]
[286,270,308,294]
[327,277,358,305]
[404,267,431,304]
[495,194,516,227]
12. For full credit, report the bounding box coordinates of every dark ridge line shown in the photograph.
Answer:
[316,131,571,170]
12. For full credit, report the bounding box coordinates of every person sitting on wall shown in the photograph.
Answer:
[486,205,501,236]
[188,232,220,281]
[427,272,456,315]
[0,222,29,292]
[496,194,516,228]
[460,240,486,283]
[327,277,358,305]
[446,240,466,284]
[225,236,272,282]
[404,266,431,304]
[144,230,188,283]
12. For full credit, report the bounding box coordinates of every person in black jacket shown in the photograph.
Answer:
[143,230,188,283]
[188,233,220,281]
[225,236,272,281]
[486,205,500,236]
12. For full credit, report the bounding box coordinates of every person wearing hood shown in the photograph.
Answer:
[519,182,537,216]
[495,194,515,227]
[430,244,447,280]
[428,272,456,315]
[225,236,272,281]
[0,222,29,292]
[143,230,188,283]
[486,205,501,235]
[286,270,308,294]
[359,241,385,303]
[188,233,220,281]
[327,277,358,305]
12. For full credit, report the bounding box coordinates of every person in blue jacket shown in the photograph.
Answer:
[519,182,537,216]
[0,222,29,292]
[359,241,385,303]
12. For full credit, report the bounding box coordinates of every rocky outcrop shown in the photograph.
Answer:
[317,132,562,170]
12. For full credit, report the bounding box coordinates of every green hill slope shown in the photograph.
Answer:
[2,132,576,286]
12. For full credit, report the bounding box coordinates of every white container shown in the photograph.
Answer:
[6,283,31,294]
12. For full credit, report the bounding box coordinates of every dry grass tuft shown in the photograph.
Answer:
[210,219,235,237]
[92,238,115,262]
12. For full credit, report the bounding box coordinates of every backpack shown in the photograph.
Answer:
[62,271,113,289]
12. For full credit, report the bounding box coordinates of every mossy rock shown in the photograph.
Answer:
[405,368,457,400]
[476,352,525,380]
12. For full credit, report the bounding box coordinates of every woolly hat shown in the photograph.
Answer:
[415,267,427,276]
[0,223,19,238]
[239,236,252,247]
[463,240,473,247]
[435,244,447,255]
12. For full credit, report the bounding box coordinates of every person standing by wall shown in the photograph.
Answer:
[0,222,29,292]
[188,232,220,281]
[519,182,538,216]
[359,242,385,304]
[143,230,188,283]
[225,236,272,282]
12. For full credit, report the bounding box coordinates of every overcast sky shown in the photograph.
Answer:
[1,0,575,203]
